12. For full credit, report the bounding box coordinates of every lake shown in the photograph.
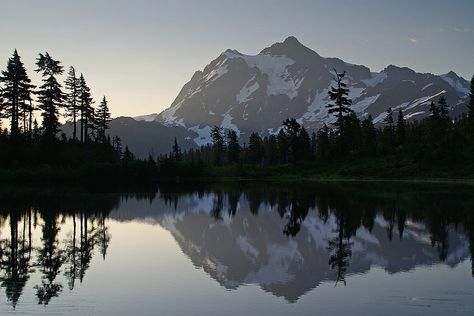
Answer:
[0,182,473,315]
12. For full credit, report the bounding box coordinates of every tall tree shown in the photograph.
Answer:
[316,123,330,160]
[383,107,395,147]
[77,74,94,143]
[64,66,80,141]
[226,130,240,164]
[247,132,263,164]
[35,52,65,141]
[282,118,301,163]
[0,50,35,139]
[396,109,406,146]
[469,74,474,122]
[96,96,111,142]
[326,69,353,133]
[361,115,377,155]
[298,126,311,160]
[210,126,225,165]
[172,137,182,161]
[438,95,449,123]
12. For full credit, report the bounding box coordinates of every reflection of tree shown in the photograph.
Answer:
[0,210,33,309]
[210,191,224,220]
[227,191,240,217]
[327,210,353,286]
[283,193,311,237]
[64,214,80,290]
[35,211,65,305]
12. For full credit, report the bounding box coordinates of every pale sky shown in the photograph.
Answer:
[1,0,473,118]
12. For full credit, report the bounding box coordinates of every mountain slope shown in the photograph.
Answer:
[156,36,470,143]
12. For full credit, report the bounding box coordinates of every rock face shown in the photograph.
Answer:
[156,36,470,144]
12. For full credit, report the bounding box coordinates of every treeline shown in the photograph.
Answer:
[0,49,156,183]
[164,70,474,178]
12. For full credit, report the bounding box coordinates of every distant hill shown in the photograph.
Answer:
[62,117,197,158]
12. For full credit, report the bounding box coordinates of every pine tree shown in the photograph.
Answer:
[210,126,225,165]
[226,130,240,164]
[77,74,95,143]
[326,69,353,133]
[383,107,395,146]
[276,129,288,163]
[429,101,439,118]
[96,96,111,142]
[35,52,65,141]
[361,115,376,155]
[438,95,449,122]
[247,132,263,164]
[282,118,301,163]
[0,50,35,139]
[65,66,80,141]
[316,124,330,160]
[298,126,311,160]
[172,137,182,161]
[396,109,406,146]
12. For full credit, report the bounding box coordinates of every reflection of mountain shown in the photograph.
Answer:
[110,191,471,302]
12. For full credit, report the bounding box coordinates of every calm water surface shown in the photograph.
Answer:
[0,182,473,315]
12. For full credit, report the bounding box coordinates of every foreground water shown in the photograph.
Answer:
[0,182,473,315]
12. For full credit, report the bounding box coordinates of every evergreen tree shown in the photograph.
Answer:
[77,74,95,143]
[35,52,65,141]
[298,126,311,160]
[122,145,134,164]
[276,129,288,163]
[282,118,301,163]
[316,124,330,160]
[226,130,240,164]
[0,50,35,139]
[64,66,80,141]
[361,115,377,155]
[438,95,449,122]
[326,69,353,133]
[383,107,395,147]
[396,109,406,146]
[210,126,225,165]
[429,101,439,118]
[96,96,111,142]
[172,137,182,161]
[247,132,263,164]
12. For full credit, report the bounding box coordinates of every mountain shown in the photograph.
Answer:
[156,36,470,144]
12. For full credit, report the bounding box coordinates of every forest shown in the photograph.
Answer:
[0,50,156,184]
[162,70,474,180]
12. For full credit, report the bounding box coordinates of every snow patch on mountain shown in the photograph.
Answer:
[189,125,212,146]
[237,78,260,103]
[221,113,240,136]
[353,94,381,113]
[421,83,433,91]
[204,63,228,82]
[225,51,300,99]
[362,72,387,87]
[133,113,158,122]
[441,74,469,95]
[300,89,329,122]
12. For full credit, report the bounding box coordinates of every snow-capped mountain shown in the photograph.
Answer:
[156,36,470,145]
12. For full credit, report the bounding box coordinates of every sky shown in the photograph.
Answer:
[1,0,473,118]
